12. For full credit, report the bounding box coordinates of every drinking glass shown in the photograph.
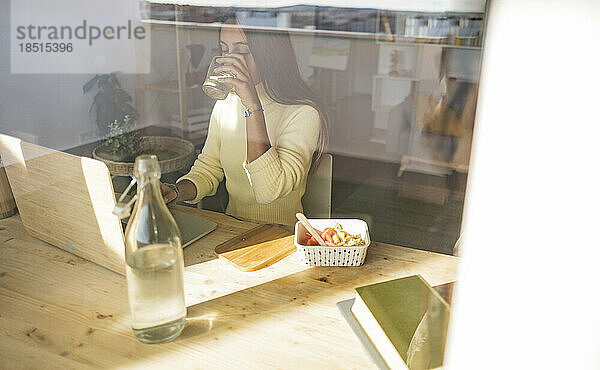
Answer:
[202,55,236,100]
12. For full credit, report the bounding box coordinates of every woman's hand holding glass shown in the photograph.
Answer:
[214,53,261,110]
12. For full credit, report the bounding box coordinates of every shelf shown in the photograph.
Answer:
[398,156,469,176]
[141,18,483,50]
[374,75,418,81]
[373,75,477,83]
[142,18,380,40]
[375,39,482,50]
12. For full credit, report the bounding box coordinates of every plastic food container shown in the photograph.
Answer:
[294,219,371,266]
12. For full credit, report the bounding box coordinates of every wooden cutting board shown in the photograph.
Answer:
[214,224,296,272]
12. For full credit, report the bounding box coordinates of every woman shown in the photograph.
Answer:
[161,22,328,226]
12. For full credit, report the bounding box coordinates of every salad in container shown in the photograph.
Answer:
[294,219,371,266]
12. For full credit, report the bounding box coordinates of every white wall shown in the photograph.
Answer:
[289,33,315,80]
[0,0,90,149]
[446,0,600,368]
[0,0,140,151]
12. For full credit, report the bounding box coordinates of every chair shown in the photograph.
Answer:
[302,153,332,218]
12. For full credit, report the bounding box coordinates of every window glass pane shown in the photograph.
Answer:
[2,0,487,255]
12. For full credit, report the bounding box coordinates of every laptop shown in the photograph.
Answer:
[0,134,216,275]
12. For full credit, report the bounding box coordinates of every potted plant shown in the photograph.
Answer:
[83,72,139,136]
[95,115,142,162]
[86,73,197,176]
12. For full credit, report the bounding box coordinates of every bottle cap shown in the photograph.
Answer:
[133,154,161,179]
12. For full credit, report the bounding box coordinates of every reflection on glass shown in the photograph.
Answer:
[4,1,486,255]
[1,1,489,367]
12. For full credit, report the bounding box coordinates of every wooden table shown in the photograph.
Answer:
[0,206,458,369]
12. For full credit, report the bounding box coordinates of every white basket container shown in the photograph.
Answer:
[294,219,371,267]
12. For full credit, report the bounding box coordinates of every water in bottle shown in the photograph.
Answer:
[124,155,186,343]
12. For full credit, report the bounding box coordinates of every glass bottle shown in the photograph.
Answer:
[124,155,186,344]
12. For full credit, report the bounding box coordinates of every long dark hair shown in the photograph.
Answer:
[218,20,329,168]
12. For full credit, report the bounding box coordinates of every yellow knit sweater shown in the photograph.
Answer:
[177,83,320,226]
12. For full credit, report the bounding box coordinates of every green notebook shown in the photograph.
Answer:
[350,275,450,370]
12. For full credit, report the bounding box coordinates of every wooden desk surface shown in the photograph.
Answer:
[0,207,458,369]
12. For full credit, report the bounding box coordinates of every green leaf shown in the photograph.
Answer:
[114,89,132,103]
[110,73,121,88]
[83,75,99,94]
[98,75,112,91]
